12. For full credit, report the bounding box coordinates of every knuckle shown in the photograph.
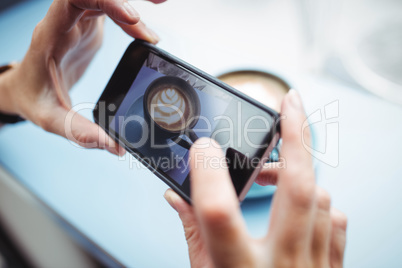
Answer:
[290,182,316,209]
[302,126,312,147]
[31,20,45,47]
[75,131,89,145]
[198,201,231,228]
[33,20,44,36]
[283,125,300,143]
[75,131,97,148]
[183,225,199,244]
[36,110,53,132]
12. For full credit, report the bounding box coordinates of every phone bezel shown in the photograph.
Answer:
[93,39,281,204]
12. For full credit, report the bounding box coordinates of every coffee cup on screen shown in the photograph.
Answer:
[143,76,200,148]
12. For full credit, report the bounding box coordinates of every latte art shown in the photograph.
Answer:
[148,85,191,131]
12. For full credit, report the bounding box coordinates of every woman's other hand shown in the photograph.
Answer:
[164,90,347,268]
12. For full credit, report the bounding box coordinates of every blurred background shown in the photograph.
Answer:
[0,0,402,267]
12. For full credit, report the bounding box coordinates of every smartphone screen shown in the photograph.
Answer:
[95,41,279,202]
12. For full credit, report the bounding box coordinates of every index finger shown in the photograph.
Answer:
[46,0,162,33]
[49,0,137,32]
[71,0,166,22]
[190,138,250,267]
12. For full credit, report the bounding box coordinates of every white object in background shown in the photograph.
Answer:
[337,0,402,105]
[297,0,402,105]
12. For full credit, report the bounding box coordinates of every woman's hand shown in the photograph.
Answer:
[0,0,165,155]
[164,90,347,268]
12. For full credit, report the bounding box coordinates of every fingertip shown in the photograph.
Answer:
[147,28,160,44]
[72,0,140,26]
[115,20,159,44]
[103,135,118,154]
[331,208,348,231]
[118,146,126,156]
[105,145,119,156]
[97,130,122,156]
[278,89,313,171]
[164,188,189,213]
[283,89,303,111]
[190,138,222,155]
[329,208,347,268]
[112,140,126,156]
[280,90,306,130]
[189,138,237,214]
[164,189,178,211]
[189,138,226,178]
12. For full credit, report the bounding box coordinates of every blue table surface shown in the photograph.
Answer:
[1,1,402,267]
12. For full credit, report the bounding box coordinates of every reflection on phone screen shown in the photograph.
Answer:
[110,52,275,194]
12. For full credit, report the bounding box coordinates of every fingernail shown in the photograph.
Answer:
[164,190,178,211]
[123,1,140,20]
[287,89,303,110]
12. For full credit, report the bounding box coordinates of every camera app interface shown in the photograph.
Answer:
[110,53,275,191]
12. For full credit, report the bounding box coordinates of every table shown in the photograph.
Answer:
[1,0,402,267]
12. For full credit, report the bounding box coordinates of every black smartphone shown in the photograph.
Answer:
[93,40,280,204]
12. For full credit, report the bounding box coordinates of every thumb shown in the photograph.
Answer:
[164,189,212,268]
[38,105,125,156]
[190,138,250,267]
[164,189,196,228]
